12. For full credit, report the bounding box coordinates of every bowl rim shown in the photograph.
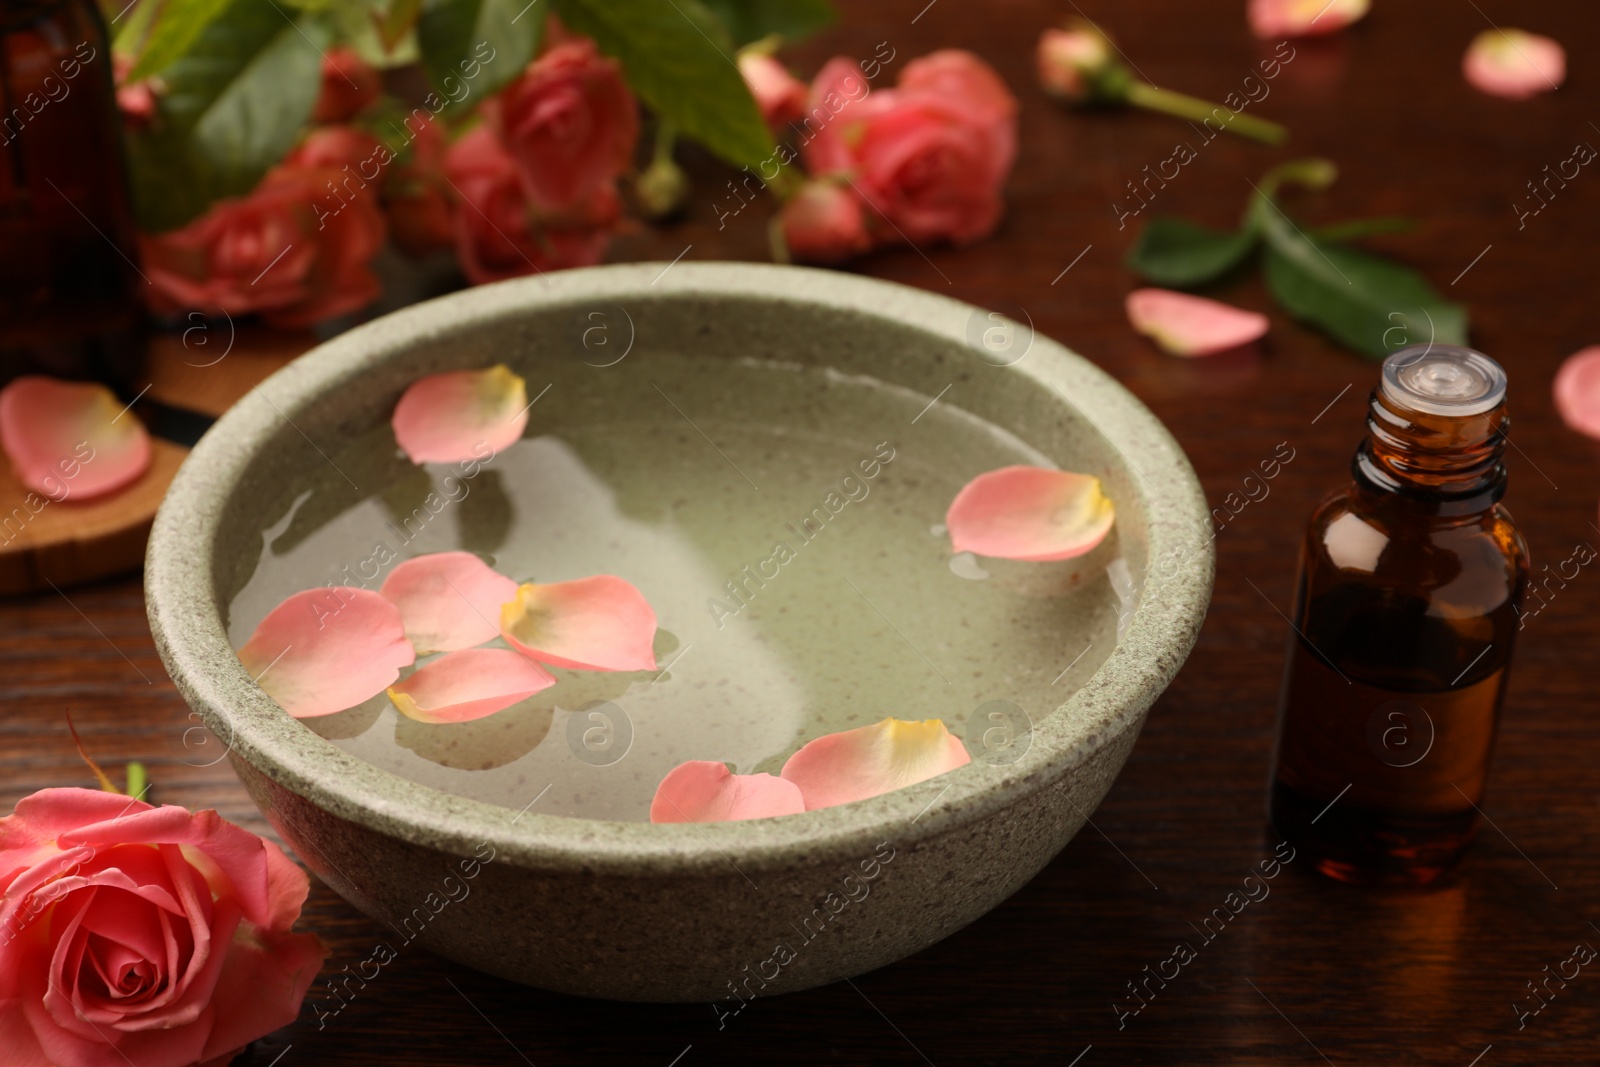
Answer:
[146,262,1214,876]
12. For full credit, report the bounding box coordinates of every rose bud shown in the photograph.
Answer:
[778,181,873,265]
[1036,18,1286,144]
[635,151,690,221]
[1036,24,1120,103]
[739,51,807,129]
[314,46,381,124]
[112,53,157,126]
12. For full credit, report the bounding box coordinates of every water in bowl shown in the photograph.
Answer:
[226,356,1129,821]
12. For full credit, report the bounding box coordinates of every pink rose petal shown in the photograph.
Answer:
[499,575,657,672]
[1248,0,1369,38]
[391,364,529,465]
[237,588,415,718]
[898,49,1019,129]
[0,376,152,501]
[1126,288,1269,357]
[378,551,520,654]
[1464,29,1565,100]
[781,718,971,810]
[946,465,1115,562]
[196,922,326,1063]
[1553,346,1600,440]
[388,648,555,724]
[650,761,806,823]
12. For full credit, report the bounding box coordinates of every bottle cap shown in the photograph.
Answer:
[1381,344,1506,417]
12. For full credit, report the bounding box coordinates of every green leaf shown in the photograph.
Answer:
[113,0,163,61]
[126,0,328,231]
[554,0,773,168]
[373,0,425,51]
[126,0,236,80]
[1126,216,1260,288]
[416,0,540,102]
[1261,219,1467,359]
[699,0,834,45]
[333,0,422,66]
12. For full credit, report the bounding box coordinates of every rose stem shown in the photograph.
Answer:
[1125,82,1288,145]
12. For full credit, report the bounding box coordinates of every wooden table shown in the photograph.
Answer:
[7,1,1598,1062]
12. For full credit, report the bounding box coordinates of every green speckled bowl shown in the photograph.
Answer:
[145,263,1213,1002]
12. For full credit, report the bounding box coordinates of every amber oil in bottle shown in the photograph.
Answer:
[1269,344,1529,886]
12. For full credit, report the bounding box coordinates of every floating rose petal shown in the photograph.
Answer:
[388,648,555,724]
[1126,288,1269,357]
[946,466,1115,562]
[379,551,520,653]
[1553,346,1600,440]
[781,718,970,810]
[650,760,806,823]
[1248,0,1369,38]
[499,575,657,672]
[1463,29,1565,100]
[0,376,152,501]
[237,588,415,718]
[391,364,528,465]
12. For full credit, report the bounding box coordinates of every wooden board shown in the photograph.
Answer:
[0,328,311,595]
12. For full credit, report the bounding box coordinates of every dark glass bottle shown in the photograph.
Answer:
[1269,344,1529,886]
[0,0,145,387]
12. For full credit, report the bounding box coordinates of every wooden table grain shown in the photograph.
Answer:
[7,1,1600,1063]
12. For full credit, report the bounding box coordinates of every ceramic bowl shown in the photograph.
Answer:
[145,263,1213,1002]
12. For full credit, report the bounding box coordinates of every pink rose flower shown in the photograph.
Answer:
[384,116,456,256]
[0,788,326,1067]
[739,52,807,129]
[313,46,381,124]
[802,50,1017,246]
[486,38,639,214]
[140,161,386,329]
[445,126,618,285]
[781,181,872,264]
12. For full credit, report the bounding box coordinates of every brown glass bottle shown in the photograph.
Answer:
[0,0,145,387]
[1269,344,1529,886]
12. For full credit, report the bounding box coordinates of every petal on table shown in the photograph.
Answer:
[388,648,555,724]
[499,576,657,672]
[391,364,528,464]
[237,588,415,718]
[946,465,1115,562]
[379,551,520,653]
[1125,288,1269,357]
[1463,29,1566,99]
[1553,346,1600,440]
[0,376,152,501]
[650,761,806,823]
[781,718,971,810]
[1248,0,1368,38]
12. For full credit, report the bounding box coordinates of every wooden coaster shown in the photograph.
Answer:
[0,328,315,595]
